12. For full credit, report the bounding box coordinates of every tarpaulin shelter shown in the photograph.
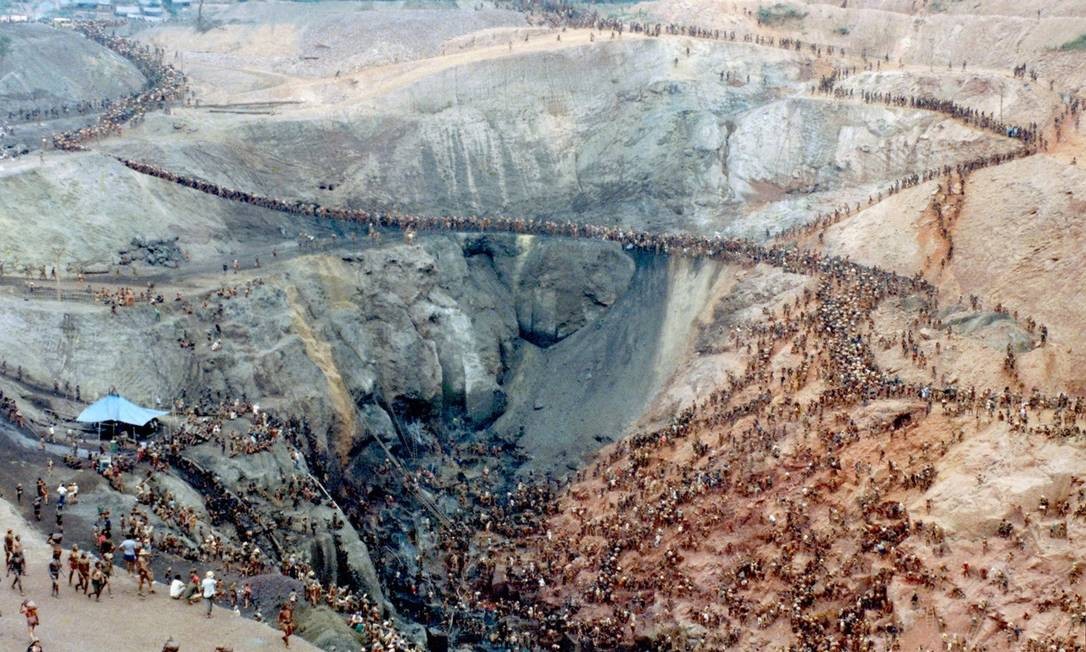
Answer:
[76,394,167,440]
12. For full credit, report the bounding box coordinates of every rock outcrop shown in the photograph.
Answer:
[502,237,635,347]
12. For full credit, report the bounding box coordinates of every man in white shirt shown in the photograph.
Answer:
[201,571,217,618]
[169,574,185,599]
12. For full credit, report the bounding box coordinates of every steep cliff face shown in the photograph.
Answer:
[104,36,1014,241]
[0,293,196,405]
[0,230,641,463]
[0,231,642,633]
[725,95,1011,211]
[501,237,635,348]
[232,235,644,473]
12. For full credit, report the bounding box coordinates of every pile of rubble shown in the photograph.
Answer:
[117,236,184,267]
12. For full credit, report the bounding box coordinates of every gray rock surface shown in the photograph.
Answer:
[119,237,185,267]
[501,237,635,347]
[108,35,1013,240]
[185,441,386,603]
[942,309,1035,353]
[493,252,731,475]
[295,605,364,651]
[0,23,146,113]
[0,152,342,270]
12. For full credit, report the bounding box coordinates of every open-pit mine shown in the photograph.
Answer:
[1,1,1085,650]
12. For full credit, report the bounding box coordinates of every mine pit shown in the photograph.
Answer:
[2,2,1086,650]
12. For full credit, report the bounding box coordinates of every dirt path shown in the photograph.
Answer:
[206,25,1036,113]
[0,231,376,302]
[223,27,649,108]
[0,496,317,651]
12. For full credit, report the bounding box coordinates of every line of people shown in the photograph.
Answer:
[817,78,1043,145]
[518,2,876,62]
[49,21,187,152]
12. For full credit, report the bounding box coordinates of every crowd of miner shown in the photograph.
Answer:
[5,263,268,358]
[0,195,996,650]
[817,79,1045,144]
[771,148,1030,246]
[89,44,1054,641]
[0,325,426,647]
[80,143,1086,651]
[12,12,843,162]
[427,240,1084,649]
[523,0,1058,114]
[103,153,974,301]
[110,150,1056,381]
[4,12,1063,317]
[13,16,1060,269]
[103,147,1077,648]
[102,33,1063,274]
[5,14,1082,652]
[0,391,423,650]
[777,71,1081,245]
[5,100,120,126]
[45,21,187,154]
[25,2,1055,160]
[530,4,860,60]
[1,99,117,160]
[0,507,294,652]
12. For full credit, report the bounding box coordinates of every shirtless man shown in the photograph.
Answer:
[67,545,80,586]
[9,543,25,594]
[76,552,91,594]
[4,529,14,568]
[278,602,295,648]
[19,599,39,639]
[48,556,61,597]
[90,563,107,601]
[137,549,155,596]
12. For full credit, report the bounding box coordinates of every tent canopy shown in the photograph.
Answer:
[76,394,167,427]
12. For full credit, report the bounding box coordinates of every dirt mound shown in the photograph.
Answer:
[0,151,319,269]
[640,0,1086,79]
[139,1,525,84]
[0,23,145,113]
[945,154,1086,392]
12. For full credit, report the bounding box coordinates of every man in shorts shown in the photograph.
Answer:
[120,537,138,574]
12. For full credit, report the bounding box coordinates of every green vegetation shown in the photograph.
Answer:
[756,3,806,26]
[834,26,850,36]
[1059,33,1086,51]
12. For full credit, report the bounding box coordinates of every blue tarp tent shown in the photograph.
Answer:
[76,394,167,427]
